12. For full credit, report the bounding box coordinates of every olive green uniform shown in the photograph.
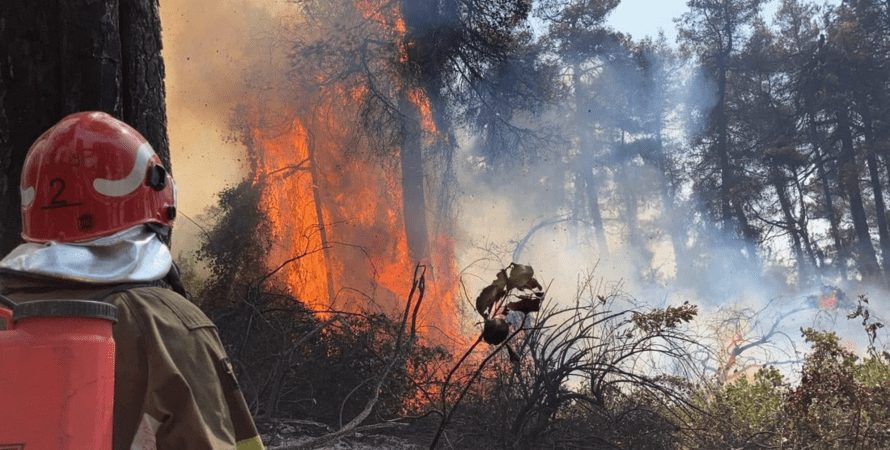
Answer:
[1,272,264,450]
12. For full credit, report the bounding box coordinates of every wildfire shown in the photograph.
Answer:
[250,0,462,348]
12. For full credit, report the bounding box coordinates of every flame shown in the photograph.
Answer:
[408,87,438,137]
[818,291,838,310]
[253,116,332,312]
[249,1,462,348]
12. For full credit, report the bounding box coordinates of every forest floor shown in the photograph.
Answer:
[258,419,421,449]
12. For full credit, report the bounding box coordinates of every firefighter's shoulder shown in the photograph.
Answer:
[107,286,217,333]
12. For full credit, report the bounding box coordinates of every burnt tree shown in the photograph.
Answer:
[0,0,170,254]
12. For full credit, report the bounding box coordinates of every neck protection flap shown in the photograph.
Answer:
[0,226,172,284]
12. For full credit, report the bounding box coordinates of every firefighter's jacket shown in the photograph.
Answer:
[0,271,264,450]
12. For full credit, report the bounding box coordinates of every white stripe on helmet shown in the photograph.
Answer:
[93,143,155,197]
[20,186,35,207]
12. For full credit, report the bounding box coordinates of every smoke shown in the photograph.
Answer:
[452,35,887,379]
[161,0,299,255]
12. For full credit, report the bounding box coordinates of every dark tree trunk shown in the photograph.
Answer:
[120,0,170,170]
[653,135,690,282]
[810,116,847,277]
[398,89,430,263]
[59,0,123,117]
[580,167,609,258]
[837,110,881,280]
[716,59,733,231]
[423,80,457,228]
[716,10,734,233]
[617,136,637,245]
[620,170,642,251]
[617,136,650,274]
[0,2,63,255]
[572,63,609,257]
[772,169,808,284]
[0,0,170,254]
[791,167,820,271]
[306,129,337,306]
[860,107,890,282]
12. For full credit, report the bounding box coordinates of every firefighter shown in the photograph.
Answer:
[0,112,264,450]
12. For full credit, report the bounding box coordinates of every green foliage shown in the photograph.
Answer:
[631,302,698,334]
[720,367,786,430]
[855,356,890,388]
[784,329,890,448]
[687,368,787,448]
[687,327,890,449]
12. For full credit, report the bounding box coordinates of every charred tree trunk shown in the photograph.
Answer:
[836,109,881,280]
[645,95,691,281]
[0,2,63,256]
[618,136,640,248]
[398,89,430,263]
[306,129,337,306]
[620,173,643,252]
[617,136,650,275]
[579,167,609,258]
[653,136,690,282]
[423,82,457,229]
[0,0,170,254]
[58,0,123,117]
[400,0,457,248]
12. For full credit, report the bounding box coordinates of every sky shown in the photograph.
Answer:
[606,0,689,42]
[607,0,841,43]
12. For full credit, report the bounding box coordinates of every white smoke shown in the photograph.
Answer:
[451,33,887,382]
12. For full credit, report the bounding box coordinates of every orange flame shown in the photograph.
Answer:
[253,117,332,312]
[252,105,460,345]
[248,0,462,349]
[408,87,438,137]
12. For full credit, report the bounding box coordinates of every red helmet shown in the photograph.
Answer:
[20,111,176,243]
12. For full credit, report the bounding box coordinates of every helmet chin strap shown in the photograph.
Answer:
[144,222,170,240]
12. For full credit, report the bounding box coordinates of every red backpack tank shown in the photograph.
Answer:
[0,297,116,449]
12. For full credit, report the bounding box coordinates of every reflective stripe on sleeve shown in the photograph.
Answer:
[236,435,266,450]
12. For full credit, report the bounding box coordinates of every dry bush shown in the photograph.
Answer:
[193,180,451,433]
[431,273,700,449]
